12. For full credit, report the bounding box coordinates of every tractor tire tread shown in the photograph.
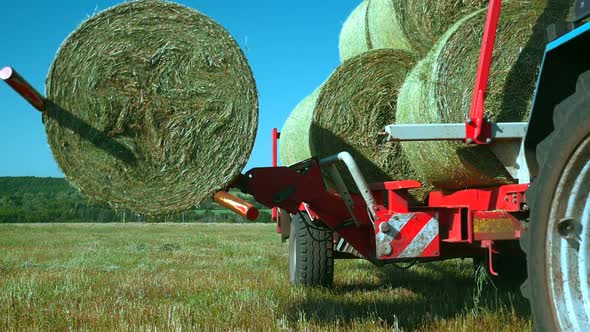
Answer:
[521,70,590,330]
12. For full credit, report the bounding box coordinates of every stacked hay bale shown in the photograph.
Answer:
[396,1,573,189]
[284,1,491,193]
[311,50,418,186]
[338,1,372,62]
[339,0,487,61]
[283,0,573,197]
[369,0,488,56]
[281,50,423,193]
[45,0,258,215]
[279,87,322,167]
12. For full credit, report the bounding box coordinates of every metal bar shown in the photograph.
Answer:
[326,164,359,226]
[386,122,527,141]
[0,66,46,112]
[467,0,502,143]
[214,191,259,221]
[319,152,378,221]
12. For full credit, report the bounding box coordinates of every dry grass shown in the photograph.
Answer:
[0,223,531,331]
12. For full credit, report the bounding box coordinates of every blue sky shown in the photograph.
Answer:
[0,0,359,177]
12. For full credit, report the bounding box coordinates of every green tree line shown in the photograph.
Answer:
[0,177,273,223]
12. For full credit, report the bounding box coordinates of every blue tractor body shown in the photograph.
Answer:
[525,19,590,176]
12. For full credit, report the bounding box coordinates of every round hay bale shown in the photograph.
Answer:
[396,1,573,190]
[366,0,413,54]
[339,1,372,62]
[310,49,423,190]
[279,87,322,166]
[341,0,487,60]
[383,0,487,56]
[45,0,258,215]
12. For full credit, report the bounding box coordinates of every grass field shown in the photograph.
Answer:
[0,223,532,331]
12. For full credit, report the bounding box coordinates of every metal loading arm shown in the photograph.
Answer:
[319,152,379,220]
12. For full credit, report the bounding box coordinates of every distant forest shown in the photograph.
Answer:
[0,177,272,223]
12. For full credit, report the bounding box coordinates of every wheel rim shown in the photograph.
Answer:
[547,134,590,331]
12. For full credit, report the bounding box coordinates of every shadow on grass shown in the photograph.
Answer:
[284,261,530,330]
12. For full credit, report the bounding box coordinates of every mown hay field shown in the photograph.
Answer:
[0,223,531,331]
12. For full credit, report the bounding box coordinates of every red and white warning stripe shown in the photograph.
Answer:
[377,213,440,259]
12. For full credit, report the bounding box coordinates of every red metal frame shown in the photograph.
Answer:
[467,0,502,144]
[235,158,529,265]
[238,161,376,259]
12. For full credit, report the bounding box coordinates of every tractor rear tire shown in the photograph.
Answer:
[521,71,590,331]
[288,213,334,287]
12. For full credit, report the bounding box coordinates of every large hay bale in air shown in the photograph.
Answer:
[279,87,322,166]
[311,49,423,190]
[339,1,371,62]
[339,0,487,61]
[45,0,258,215]
[397,1,573,190]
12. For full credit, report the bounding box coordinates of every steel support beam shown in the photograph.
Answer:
[385,122,528,142]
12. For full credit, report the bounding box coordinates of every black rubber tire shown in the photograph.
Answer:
[521,70,590,331]
[288,213,334,287]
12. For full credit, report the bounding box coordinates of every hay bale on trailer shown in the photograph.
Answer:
[396,1,573,190]
[279,87,322,167]
[368,0,487,56]
[311,49,418,186]
[338,0,487,61]
[45,0,258,215]
[339,1,372,62]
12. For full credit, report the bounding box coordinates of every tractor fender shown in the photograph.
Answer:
[524,22,590,177]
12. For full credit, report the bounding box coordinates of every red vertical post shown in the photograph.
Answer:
[272,128,279,168]
[466,0,502,144]
[271,128,281,229]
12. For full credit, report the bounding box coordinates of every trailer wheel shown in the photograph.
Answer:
[522,71,590,330]
[288,213,334,287]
